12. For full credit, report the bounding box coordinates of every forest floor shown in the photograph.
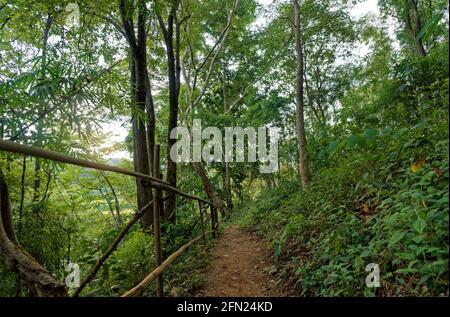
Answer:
[196,226,285,297]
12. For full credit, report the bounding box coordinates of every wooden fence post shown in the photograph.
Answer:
[214,206,219,231]
[153,144,163,297]
[211,205,216,238]
[198,201,207,246]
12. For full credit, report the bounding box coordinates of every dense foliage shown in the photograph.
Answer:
[0,0,448,297]
[232,40,449,296]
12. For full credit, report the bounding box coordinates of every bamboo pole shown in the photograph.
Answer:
[198,201,207,246]
[214,206,219,231]
[72,199,153,297]
[122,231,212,297]
[184,203,210,237]
[153,145,163,297]
[211,205,216,238]
[0,140,211,204]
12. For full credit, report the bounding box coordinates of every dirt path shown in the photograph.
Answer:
[197,226,283,297]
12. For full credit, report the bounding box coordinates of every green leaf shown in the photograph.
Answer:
[274,242,282,257]
[417,12,444,42]
[395,268,418,274]
[396,252,416,261]
[364,128,378,140]
[412,218,426,234]
[388,231,406,247]
[347,134,359,148]
[380,128,392,137]
[327,141,339,153]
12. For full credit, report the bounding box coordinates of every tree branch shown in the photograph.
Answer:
[190,0,239,111]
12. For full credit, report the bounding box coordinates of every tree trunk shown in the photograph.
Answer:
[157,5,181,224]
[0,167,67,297]
[224,162,233,210]
[119,0,154,230]
[18,156,26,237]
[193,162,230,218]
[411,0,427,57]
[146,77,156,176]
[404,0,427,57]
[292,0,311,190]
[131,58,153,230]
[32,158,41,202]
[222,67,233,210]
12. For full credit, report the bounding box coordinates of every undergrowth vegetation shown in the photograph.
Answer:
[232,50,449,297]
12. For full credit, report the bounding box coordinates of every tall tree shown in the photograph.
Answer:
[179,0,239,217]
[118,0,154,229]
[155,0,182,223]
[292,0,311,189]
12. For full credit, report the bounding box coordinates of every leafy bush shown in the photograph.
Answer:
[108,230,155,295]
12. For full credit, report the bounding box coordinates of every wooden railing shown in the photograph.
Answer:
[0,140,220,297]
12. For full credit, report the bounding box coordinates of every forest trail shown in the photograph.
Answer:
[196,226,283,297]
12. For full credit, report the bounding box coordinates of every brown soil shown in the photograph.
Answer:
[196,226,283,297]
